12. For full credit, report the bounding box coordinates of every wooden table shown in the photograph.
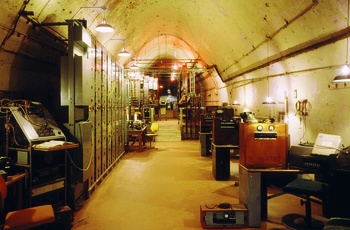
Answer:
[127,127,146,151]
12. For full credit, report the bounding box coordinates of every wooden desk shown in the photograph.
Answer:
[127,127,146,151]
[5,173,27,210]
[238,164,301,227]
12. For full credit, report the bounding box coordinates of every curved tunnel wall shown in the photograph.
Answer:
[1,0,350,207]
[202,37,350,145]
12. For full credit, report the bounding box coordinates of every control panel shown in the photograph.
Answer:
[9,105,65,142]
[254,132,277,139]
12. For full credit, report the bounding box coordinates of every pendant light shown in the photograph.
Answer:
[71,6,114,33]
[129,62,139,70]
[105,39,131,57]
[95,6,114,33]
[262,78,276,105]
[119,39,131,57]
[262,41,276,104]
[118,47,131,57]
[95,19,114,33]
[333,74,350,82]
[232,100,240,106]
[333,0,350,82]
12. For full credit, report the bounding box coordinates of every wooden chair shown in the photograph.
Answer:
[0,175,55,230]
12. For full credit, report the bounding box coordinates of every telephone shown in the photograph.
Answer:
[0,157,15,175]
[295,99,311,116]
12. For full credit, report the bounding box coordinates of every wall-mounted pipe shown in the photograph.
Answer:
[201,63,343,96]
[223,26,350,83]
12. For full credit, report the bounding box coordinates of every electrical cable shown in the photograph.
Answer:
[66,123,93,171]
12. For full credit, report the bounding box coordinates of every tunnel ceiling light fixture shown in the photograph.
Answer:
[118,47,131,57]
[129,63,139,70]
[105,39,131,56]
[262,96,276,104]
[262,78,276,104]
[232,100,240,106]
[71,6,114,33]
[95,19,114,33]
[333,74,350,82]
[262,41,276,105]
[95,6,114,33]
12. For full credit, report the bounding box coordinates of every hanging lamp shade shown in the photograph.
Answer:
[262,96,276,104]
[232,100,240,106]
[129,63,139,70]
[95,19,114,33]
[262,77,276,104]
[118,47,131,57]
[333,74,350,82]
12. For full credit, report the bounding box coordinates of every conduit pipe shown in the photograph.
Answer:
[223,26,350,83]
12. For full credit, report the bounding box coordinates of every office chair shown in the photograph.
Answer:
[281,177,328,229]
[324,217,350,229]
[0,175,55,230]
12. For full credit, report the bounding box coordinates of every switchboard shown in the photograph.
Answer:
[3,101,76,207]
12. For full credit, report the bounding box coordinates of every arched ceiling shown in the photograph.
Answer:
[1,0,348,83]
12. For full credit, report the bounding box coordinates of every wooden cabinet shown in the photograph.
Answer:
[239,122,288,168]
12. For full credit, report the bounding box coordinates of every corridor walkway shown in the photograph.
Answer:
[72,119,323,229]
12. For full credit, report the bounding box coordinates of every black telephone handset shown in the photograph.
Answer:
[0,157,15,175]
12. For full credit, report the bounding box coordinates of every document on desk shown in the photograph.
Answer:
[311,133,341,156]
[33,140,74,150]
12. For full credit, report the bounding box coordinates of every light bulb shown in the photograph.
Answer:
[342,64,350,75]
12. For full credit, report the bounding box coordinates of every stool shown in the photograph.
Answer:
[282,178,328,230]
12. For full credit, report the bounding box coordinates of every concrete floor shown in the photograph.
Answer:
[71,119,324,230]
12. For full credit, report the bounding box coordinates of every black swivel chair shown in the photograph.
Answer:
[281,177,328,229]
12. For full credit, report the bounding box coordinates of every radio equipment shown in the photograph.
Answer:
[3,101,70,207]
[200,114,213,133]
[200,203,247,228]
[215,107,234,120]
[212,118,239,145]
[239,122,288,168]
